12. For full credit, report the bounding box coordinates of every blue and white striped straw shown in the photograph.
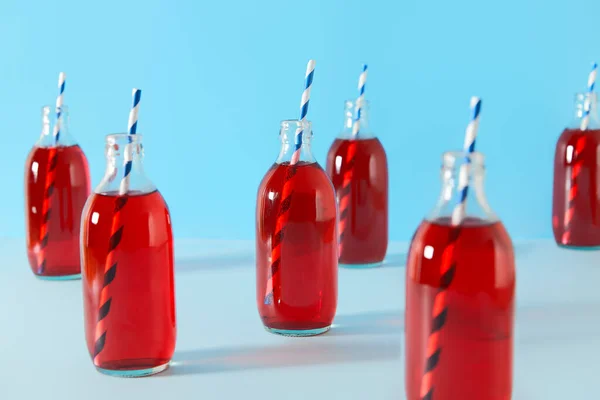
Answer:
[291,60,316,165]
[451,96,482,225]
[119,88,142,194]
[128,88,142,135]
[352,64,368,137]
[52,72,66,144]
[581,63,597,131]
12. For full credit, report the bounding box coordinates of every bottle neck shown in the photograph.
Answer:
[571,92,600,130]
[276,120,316,164]
[36,105,77,147]
[339,99,374,139]
[95,134,156,195]
[427,151,497,224]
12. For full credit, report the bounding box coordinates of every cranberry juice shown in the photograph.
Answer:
[552,128,600,247]
[256,161,338,332]
[81,190,176,372]
[326,137,388,265]
[24,145,90,277]
[406,217,515,400]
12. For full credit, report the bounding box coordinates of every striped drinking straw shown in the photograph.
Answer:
[264,60,315,305]
[53,72,66,144]
[419,97,481,400]
[352,65,368,137]
[36,73,66,274]
[338,65,368,257]
[93,89,141,361]
[562,63,597,244]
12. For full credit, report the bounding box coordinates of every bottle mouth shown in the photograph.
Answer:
[41,104,69,112]
[575,92,598,99]
[442,151,485,167]
[344,99,370,108]
[280,119,312,127]
[106,133,143,144]
[279,120,313,140]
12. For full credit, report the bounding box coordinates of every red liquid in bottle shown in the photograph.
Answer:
[256,162,338,332]
[552,128,600,247]
[81,190,176,372]
[326,137,388,265]
[406,217,515,400]
[24,145,91,278]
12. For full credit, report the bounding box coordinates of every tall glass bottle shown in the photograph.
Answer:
[256,120,338,336]
[80,133,176,377]
[24,105,91,279]
[552,92,600,248]
[405,151,516,400]
[326,100,388,267]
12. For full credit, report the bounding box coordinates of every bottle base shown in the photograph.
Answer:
[339,261,383,269]
[95,362,170,378]
[35,273,81,281]
[264,326,331,337]
[556,243,600,251]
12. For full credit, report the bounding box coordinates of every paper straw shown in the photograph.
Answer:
[36,74,66,274]
[352,64,368,137]
[120,89,142,195]
[290,60,315,165]
[35,146,58,275]
[580,63,597,131]
[339,64,368,257]
[53,72,66,144]
[264,60,316,305]
[419,97,481,400]
[451,97,481,224]
[93,89,142,361]
[562,64,597,244]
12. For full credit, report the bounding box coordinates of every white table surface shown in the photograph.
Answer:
[1,238,598,399]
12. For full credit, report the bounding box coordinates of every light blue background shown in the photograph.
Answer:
[0,0,596,241]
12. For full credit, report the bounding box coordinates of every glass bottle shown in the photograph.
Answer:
[552,92,600,248]
[80,133,176,377]
[326,100,388,267]
[24,105,91,279]
[405,151,516,400]
[256,120,338,336]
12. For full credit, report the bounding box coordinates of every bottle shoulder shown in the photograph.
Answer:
[25,145,90,173]
[87,189,168,211]
[557,127,600,143]
[407,218,515,284]
[411,218,513,249]
[258,162,334,196]
[327,137,387,158]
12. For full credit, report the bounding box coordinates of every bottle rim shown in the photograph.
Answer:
[105,133,143,142]
[41,104,69,112]
[442,151,485,167]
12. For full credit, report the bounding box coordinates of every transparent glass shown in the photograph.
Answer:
[427,152,496,222]
[405,151,515,400]
[24,105,91,279]
[338,100,374,139]
[275,120,317,164]
[326,100,388,267]
[256,120,338,336]
[552,93,600,248]
[80,133,176,377]
[35,105,78,147]
[94,134,155,194]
